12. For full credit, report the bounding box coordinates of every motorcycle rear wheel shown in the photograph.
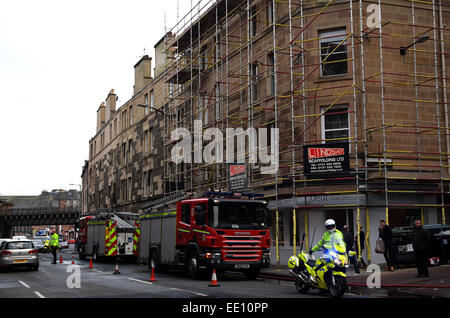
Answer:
[329,275,347,298]
[295,278,310,294]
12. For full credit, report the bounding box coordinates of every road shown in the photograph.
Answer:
[0,245,365,299]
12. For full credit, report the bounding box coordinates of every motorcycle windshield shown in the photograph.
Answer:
[319,245,346,262]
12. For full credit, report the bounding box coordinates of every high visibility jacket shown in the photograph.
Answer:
[50,233,59,248]
[312,229,345,252]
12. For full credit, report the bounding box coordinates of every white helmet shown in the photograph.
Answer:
[325,219,336,233]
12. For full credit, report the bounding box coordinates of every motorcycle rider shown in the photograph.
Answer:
[309,219,346,255]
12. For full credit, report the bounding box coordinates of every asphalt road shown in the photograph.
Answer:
[0,245,365,299]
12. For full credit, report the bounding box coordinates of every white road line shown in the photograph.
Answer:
[18,281,30,288]
[92,269,105,273]
[127,277,153,285]
[34,291,45,298]
[171,287,208,297]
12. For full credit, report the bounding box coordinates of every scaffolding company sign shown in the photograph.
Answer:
[303,143,350,176]
[229,164,247,191]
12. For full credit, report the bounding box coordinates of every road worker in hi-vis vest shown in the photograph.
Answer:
[50,230,59,264]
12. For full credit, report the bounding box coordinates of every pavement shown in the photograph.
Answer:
[260,263,450,298]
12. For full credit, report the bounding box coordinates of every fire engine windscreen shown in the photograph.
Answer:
[211,202,269,230]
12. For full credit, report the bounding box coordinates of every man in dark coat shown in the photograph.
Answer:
[412,219,431,278]
[379,220,395,271]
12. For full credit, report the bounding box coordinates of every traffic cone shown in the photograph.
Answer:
[149,265,156,282]
[208,269,220,287]
[88,258,93,269]
[59,255,63,264]
[113,261,120,275]
[71,256,75,265]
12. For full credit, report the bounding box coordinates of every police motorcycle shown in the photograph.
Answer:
[43,240,51,254]
[288,233,357,298]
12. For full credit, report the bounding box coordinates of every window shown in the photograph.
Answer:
[319,28,348,76]
[250,63,258,103]
[150,90,154,110]
[200,45,208,71]
[144,94,149,116]
[268,52,275,95]
[181,204,190,225]
[215,87,221,121]
[321,105,349,144]
[127,177,132,201]
[150,127,154,151]
[129,106,134,125]
[144,130,149,155]
[267,0,274,24]
[122,142,127,164]
[249,6,257,38]
[128,139,133,162]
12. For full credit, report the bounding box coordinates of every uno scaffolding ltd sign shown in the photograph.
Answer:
[303,143,350,176]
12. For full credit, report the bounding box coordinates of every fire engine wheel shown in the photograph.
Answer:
[186,251,200,279]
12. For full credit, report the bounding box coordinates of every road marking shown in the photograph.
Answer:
[127,277,153,285]
[92,269,105,273]
[18,281,30,288]
[34,291,45,298]
[171,287,208,297]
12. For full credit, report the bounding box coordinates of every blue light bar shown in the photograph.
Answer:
[203,191,265,198]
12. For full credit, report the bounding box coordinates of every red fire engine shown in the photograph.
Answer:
[138,191,272,279]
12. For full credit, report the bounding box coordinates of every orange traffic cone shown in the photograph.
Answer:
[149,266,157,282]
[71,256,75,265]
[208,269,220,287]
[88,258,93,269]
[59,255,63,264]
[113,261,120,275]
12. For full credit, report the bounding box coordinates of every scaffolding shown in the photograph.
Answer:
[157,0,450,264]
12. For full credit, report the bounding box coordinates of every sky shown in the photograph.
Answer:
[0,0,195,195]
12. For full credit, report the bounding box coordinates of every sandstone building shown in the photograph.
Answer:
[83,0,450,265]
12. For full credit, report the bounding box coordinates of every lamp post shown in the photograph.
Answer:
[400,35,430,56]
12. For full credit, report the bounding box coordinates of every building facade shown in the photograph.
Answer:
[84,0,450,265]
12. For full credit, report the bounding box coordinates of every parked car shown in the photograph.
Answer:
[59,240,69,249]
[31,239,45,253]
[0,240,39,271]
[12,236,28,240]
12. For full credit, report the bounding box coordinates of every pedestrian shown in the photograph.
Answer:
[412,219,431,278]
[379,220,395,271]
[50,229,59,264]
[355,225,367,269]
[343,225,359,274]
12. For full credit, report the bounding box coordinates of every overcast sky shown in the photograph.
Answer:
[0,0,195,195]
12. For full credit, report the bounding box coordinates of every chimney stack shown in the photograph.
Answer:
[96,102,106,133]
[134,55,152,95]
[105,89,116,122]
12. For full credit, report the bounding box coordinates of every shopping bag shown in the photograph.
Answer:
[375,238,385,254]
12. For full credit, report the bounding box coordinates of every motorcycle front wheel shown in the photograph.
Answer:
[329,275,347,298]
[295,278,310,294]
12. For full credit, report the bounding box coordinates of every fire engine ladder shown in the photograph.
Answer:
[141,191,190,212]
